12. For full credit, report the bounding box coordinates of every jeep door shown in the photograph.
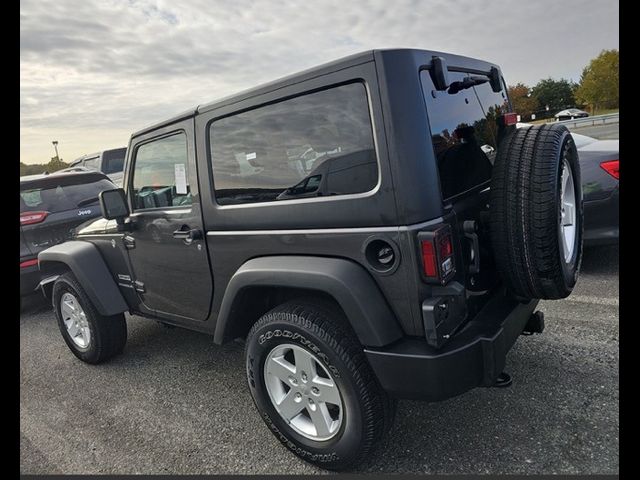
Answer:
[123,119,213,321]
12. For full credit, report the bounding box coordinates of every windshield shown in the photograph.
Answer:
[421,70,510,200]
[20,178,115,213]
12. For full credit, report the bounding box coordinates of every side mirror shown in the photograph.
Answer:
[489,66,503,93]
[99,188,130,223]
[430,56,450,91]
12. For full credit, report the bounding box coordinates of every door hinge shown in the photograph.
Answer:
[123,235,136,249]
[134,280,145,293]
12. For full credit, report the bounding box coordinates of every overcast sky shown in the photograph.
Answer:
[20,0,618,165]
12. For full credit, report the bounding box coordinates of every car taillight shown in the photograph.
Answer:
[20,259,38,268]
[502,112,518,126]
[419,226,456,284]
[20,211,48,226]
[600,159,619,180]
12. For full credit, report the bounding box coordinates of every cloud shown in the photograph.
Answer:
[20,0,618,164]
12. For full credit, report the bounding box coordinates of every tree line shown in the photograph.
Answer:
[508,49,618,121]
[20,157,69,177]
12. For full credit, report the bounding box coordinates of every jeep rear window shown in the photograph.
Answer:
[421,70,509,200]
[20,178,115,213]
[209,82,378,205]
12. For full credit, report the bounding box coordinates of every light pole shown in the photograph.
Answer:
[52,140,59,160]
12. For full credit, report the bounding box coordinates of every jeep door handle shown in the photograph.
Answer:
[172,226,203,244]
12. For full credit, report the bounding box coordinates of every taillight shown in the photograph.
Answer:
[502,112,518,126]
[20,259,38,268]
[419,226,456,284]
[421,241,437,277]
[600,159,619,180]
[20,211,48,226]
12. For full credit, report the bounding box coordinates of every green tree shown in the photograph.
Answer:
[507,83,538,120]
[531,78,577,113]
[574,49,619,113]
[19,158,68,177]
[46,156,68,172]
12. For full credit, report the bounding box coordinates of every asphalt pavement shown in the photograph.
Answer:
[19,244,619,475]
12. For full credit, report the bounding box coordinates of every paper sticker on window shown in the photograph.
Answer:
[174,163,188,195]
[246,152,257,160]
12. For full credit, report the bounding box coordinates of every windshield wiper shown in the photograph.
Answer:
[447,75,489,94]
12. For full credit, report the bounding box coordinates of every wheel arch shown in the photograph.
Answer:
[38,240,129,316]
[213,255,403,348]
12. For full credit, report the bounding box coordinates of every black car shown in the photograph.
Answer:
[555,108,589,121]
[20,171,115,296]
[37,49,583,470]
[571,132,619,245]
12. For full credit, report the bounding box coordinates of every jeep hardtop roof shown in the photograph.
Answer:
[131,48,501,138]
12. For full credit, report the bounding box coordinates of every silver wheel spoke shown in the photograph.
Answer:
[312,377,341,405]
[277,390,305,421]
[563,201,575,226]
[308,402,333,438]
[80,326,90,346]
[293,348,317,378]
[266,355,296,383]
[67,320,79,338]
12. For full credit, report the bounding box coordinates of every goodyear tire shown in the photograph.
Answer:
[245,299,394,471]
[52,272,127,364]
[490,123,583,300]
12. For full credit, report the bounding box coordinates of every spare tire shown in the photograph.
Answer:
[490,123,583,300]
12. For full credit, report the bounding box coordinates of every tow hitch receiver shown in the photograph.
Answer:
[522,310,545,335]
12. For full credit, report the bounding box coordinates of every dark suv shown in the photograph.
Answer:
[37,49,583,470]
[20,170,115,296]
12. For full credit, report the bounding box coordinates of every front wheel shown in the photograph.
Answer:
[52,272,127,364]
[245,299,394,471]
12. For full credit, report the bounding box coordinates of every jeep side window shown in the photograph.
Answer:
[209,82,378,205]
[131,132,192,210]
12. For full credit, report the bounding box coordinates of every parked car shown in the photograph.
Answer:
[20,171,115,296]
[65,147,127,186]
[37,49,583,470]
[571,132,619,245]
[555,108,589,121]
[518,124,618,245]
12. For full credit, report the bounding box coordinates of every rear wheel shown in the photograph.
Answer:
[245,299,394,471]
[52,272,127,364]
[490,123,583,300]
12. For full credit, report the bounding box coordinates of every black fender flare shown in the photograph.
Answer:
[38,241,128,316]
[214,255,403,347]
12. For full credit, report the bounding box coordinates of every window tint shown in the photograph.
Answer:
[102,149,126,174]
[131,133,192,210]
[421,70,509,200]
[83,157,100,170]
[20,178,115,213]
[209,82,378,205]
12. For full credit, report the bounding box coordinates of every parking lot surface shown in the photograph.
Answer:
[20,245,619,475]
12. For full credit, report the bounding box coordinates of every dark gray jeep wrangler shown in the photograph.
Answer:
[37,49,583,470]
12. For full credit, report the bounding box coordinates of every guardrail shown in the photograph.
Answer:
[556,113,619,129]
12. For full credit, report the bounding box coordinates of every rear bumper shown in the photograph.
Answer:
[365,290,538,401]
[584,189,619,246]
